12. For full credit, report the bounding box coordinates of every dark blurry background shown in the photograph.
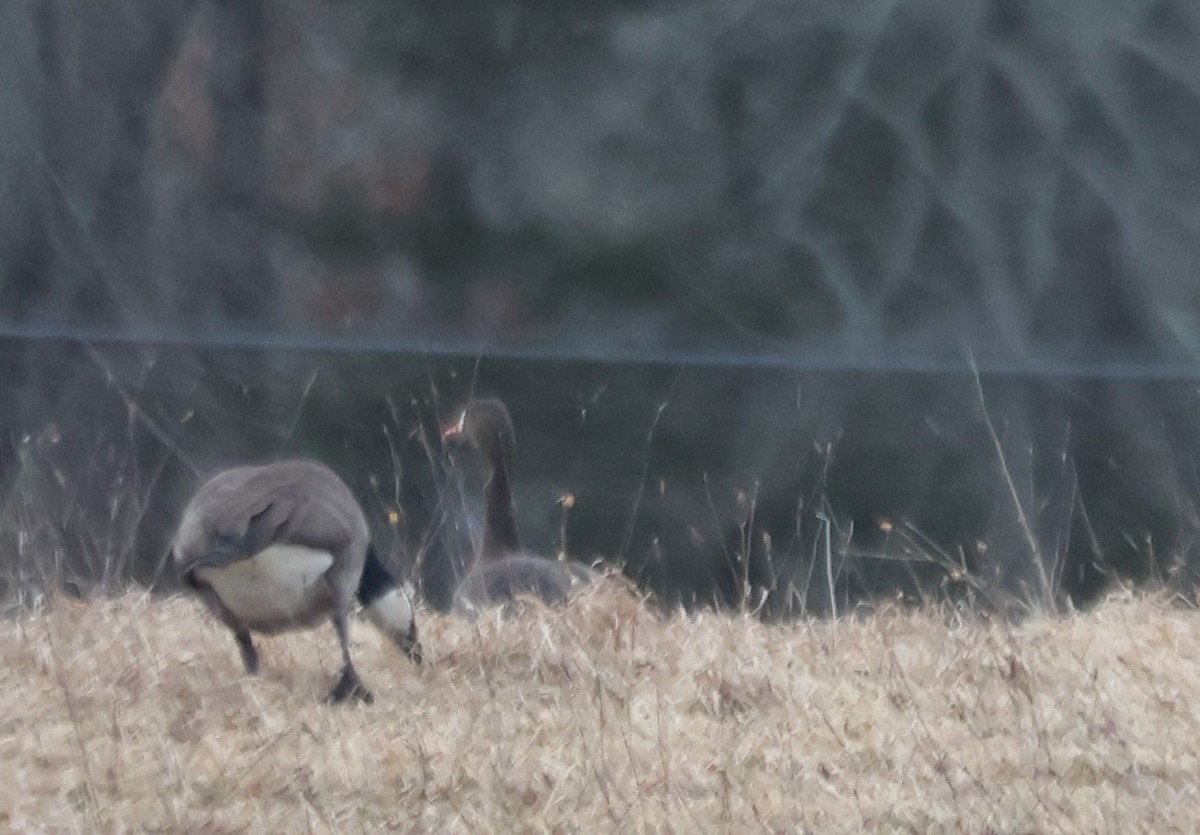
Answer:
[2,0,1199,616]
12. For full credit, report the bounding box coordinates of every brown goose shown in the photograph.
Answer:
[442,399,594,611]
[173,459,422,703]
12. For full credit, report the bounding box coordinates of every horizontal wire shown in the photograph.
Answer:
[0,319,1196,381]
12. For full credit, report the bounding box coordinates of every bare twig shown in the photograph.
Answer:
[84,344,199,478]
[968,352,1052,609]
[619,384,676,560]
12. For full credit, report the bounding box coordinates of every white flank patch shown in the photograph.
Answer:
[195,545,334,621]
[366,587,414,636]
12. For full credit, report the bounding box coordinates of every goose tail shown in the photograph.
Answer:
[357,546,422,665]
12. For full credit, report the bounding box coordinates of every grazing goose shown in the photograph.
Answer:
[173,459,422,703]
[443,399,594,610]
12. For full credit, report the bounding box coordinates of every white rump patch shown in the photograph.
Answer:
[195,545,334,621]
[365,587,415,636]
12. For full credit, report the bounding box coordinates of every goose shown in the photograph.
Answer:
[442,399,594,610]
[173,459,422,703]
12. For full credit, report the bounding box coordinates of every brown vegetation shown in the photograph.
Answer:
[0,577,1197,832]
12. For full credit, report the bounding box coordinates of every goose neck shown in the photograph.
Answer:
[482,460,521,558]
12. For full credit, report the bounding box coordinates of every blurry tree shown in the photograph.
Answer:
[0,0,1198,613]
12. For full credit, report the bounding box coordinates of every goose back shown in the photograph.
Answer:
[174,459,369,631]
[457,554,594,608]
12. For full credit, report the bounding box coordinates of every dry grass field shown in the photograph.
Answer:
[0,575,1198,833]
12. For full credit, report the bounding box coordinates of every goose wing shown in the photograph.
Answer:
[174,461,364,578]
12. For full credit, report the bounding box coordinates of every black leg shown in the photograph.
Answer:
[326,613,373,704]
[203,591,259,676]
[234,628,259,674]
[328,667,373,704]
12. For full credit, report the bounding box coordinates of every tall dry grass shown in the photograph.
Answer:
[0,575,1197,833]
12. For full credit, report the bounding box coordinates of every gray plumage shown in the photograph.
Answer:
[443,400,595,612]
[174,459,420,703]
[455,554,595,608]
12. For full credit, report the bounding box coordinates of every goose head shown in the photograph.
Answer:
[442,399,516,482]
